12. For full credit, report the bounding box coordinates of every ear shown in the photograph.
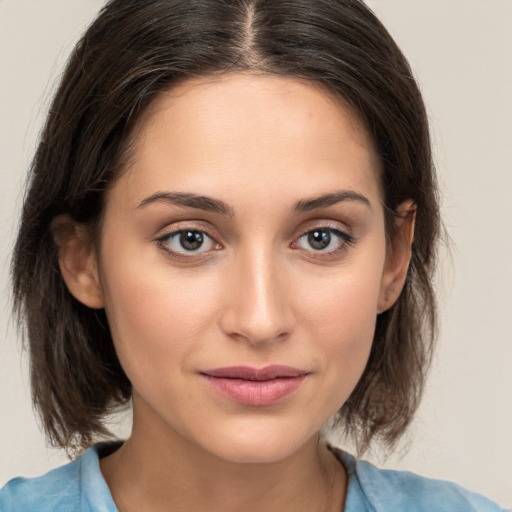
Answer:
[51,214,104,309]
[377,200,416,314]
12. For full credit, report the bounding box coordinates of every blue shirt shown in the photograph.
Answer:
[0,443,508,511]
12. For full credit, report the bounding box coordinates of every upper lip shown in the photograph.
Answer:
[200,365,309,381]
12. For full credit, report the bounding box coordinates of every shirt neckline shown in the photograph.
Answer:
[82,442,368,512]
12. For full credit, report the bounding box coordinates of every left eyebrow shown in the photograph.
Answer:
[292,190,372,213]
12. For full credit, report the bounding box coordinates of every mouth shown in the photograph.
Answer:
[199,365,309,406]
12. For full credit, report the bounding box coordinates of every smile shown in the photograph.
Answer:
[200,366,309,406]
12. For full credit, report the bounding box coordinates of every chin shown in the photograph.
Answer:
[197,420,317,465]
[211,442,303,465]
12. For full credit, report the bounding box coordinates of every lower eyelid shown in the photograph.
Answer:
[155,224,353,257]
[293,227,355,252]
[155,229,217,254]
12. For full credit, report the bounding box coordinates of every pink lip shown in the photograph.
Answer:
[200,365,309,406]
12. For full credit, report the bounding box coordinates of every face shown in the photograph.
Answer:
[72,73,408,464]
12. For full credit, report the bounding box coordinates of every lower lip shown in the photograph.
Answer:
[202,375,307,406]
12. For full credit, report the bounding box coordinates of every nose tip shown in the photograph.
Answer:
[219,255,295,345]
[221,307,292,345]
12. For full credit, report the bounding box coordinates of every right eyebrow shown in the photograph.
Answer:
[136,191,235,217]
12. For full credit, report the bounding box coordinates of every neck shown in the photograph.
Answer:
[100,400,347,512]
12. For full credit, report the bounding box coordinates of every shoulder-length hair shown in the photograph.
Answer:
[12,0,440,455]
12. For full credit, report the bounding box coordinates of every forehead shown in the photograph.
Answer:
[110,72,382,209]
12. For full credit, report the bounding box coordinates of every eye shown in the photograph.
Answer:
[295,227,354,253]
[157,229,218,256]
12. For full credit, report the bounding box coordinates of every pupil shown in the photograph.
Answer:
[180,231,203,250]
[308,230,330,250]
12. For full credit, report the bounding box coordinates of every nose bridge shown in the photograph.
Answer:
[220,243,294,344]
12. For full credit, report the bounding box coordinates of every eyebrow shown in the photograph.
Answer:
[137,189,371,216]
[292,190,372,213]
[137,191,235,216]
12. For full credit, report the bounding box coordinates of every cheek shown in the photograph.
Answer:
[300,257,383,343]
[99,245,222,384]
[296,256,384,399]
[320,281,378,372]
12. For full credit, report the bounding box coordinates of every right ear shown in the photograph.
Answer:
[51,214,104,309]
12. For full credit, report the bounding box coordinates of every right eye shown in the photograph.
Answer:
[157,229,218,256]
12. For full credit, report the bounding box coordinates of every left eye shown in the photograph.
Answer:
[296,228,352,252]
[159,230,216,254]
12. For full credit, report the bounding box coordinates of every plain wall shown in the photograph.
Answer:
[1,0,511,506]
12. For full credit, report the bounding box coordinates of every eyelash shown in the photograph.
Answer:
[154,224,355,261]
[292,226,355,258]
[155,227,222,261]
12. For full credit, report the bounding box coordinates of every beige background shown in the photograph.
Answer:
[1,0,511,507]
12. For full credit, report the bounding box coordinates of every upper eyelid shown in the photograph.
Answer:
[155,228,218,248]
[298,227,352,239]
[294,227,354,245]
[295,220,353,239]
[153,222,219,254]
[152,219,354,245]
[154,220,218,239]
[155,228,219,260]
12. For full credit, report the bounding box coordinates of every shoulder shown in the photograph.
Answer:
[354,458,507,512]
[0,457,82,512]
[0,443,119,512]
[332,448,508,512]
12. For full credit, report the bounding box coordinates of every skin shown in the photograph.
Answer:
[56,73,414,512]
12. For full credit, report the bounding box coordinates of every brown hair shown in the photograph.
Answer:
[12,0,440,455]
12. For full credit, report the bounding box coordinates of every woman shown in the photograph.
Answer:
[0,0,507,510]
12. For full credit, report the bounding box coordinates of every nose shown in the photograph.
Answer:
[219,247,295,345]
